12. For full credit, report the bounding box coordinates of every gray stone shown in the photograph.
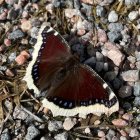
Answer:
[48,121,63,132]
[118,86,132,98]
[106,129,116,140]
[123,102,132,110]
[107,31,122,42]
[103,62,108,71]
[40,135,55,140]
[125,0,139,5]
[96,52,104,61]
[13,106,28,120]
[8,29,24,40]
[54,132,68,140]
[129,128,139,137]
[134,97,140,106]
[104,71,118,81]
[136,114,140,122]
[135,51,140,61]
[30,27,39,39]
[108,10,118,22]
[8,52,16,63]
[1,129,11,140]
[96,5,105,17]
[95,62,104,72]
[25,125,40,140]
[121,70,139,82]
[112,78,121,89]
[84,57,96,67]
[7,8,18,20]
[108,23,124,32]
[133,82,140,96]
[74,0,81,9]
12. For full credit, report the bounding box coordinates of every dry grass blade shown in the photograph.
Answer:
[0,102,4,123]
[70,132,99,140]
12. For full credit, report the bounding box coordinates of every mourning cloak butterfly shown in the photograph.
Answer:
[24,25,119,117]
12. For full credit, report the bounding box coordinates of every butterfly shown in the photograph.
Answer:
[24,25,119,118]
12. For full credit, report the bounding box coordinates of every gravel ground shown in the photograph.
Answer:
[0,0,140,139]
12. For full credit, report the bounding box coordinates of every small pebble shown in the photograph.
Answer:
[0,0,4,5]
[65,9,80,18]
[96,5,106,17]
[106,129,116,140]
[118,86,132,98]
[5,0,15,5]
[5,69,14,77]
[129,128,139,138]
[123,102,132,110]
[20,51,30,59]
[136,61,140,69]
[136,114,140,122]
[8,29,24,40]
[108,10,118,22]
[25,125,40,140]
[112,78,122,89]
[97,29,107,43]
[54,132,68,140]
[1,129,11,140]
[135,51,140,61]
[8,52,16,62]
[30,27,39,39]
[128,11,139,21]
[134,97,140,106]
[95,62,104,72]
[133,82,140,96]
[48,121,63,132]
[121,70,139,82]
[4,38,11,47]
[94,120,101,125]
[107,49,125,66]
[84,56,96,67]
[108,23,124,32]
[112,119,128,127]
[21,20,32,32]
[104,71,117,81]
[122,113,133,121]
[81,0,93,4]
[98,130,105,137]
[120,136,127,140]
[119,130,127,137]
[0,45,5,52]
[7,8,18,20]
[125,0,138,5]
[63,118,77,130]
[107,31,122,42]
[13,106,28,120]
[84,127,91,134]
[127,56,136,63]
[0,12,7,20]
[15,54,27,65]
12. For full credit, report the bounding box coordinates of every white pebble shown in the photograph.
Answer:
[128,11,138,21]
[108,10,118,22]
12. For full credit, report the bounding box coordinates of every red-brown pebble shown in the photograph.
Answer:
[122,113,133,121]
[4,38,11,47]
[15,54,27,65]
[97,29,107,43]
[5,69,14,77]
[0,45,5,52]
[0,0,4,5]
[119,129,127,137]
[20,51,30,59]
[112,119,128,127]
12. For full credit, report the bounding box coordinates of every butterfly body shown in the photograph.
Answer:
[24,25,119,118]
